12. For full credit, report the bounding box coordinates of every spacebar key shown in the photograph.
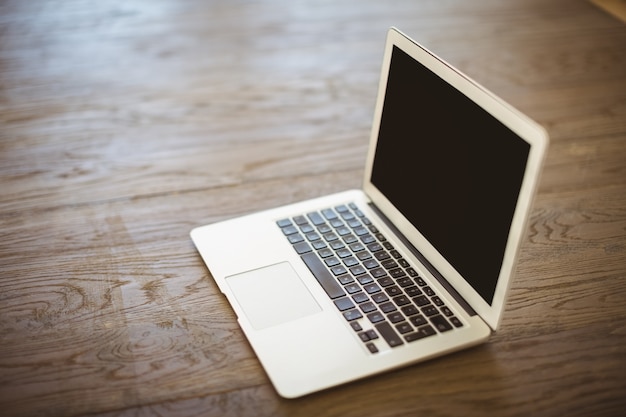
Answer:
[375,322,404,347]
[301,252,345,299]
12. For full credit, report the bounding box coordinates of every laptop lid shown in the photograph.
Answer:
[363,28,548,330]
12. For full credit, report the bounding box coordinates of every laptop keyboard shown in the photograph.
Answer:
[277,202,463,353]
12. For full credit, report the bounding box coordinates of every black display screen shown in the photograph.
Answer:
[371,46,530,305]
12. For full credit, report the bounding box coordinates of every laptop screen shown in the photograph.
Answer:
[370,46,531,305]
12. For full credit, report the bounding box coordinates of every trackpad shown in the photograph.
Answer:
[226,262,322,330]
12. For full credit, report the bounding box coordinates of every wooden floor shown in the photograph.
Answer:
[1,0,625,416]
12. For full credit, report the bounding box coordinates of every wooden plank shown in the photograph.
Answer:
[591,0,626,22]
[1,0,625,416]
[1,0,624,213]
[2,171,625,416]
[0,172,360,417]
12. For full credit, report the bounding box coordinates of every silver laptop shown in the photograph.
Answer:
[191,27,548,398]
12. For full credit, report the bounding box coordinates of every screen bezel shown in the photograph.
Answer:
[363,28,548,330]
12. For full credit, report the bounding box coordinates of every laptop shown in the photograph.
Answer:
[191,27,548,398]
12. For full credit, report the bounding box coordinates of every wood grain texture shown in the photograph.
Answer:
[1,0,625,416]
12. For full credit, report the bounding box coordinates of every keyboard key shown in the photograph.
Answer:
[413,295,430,306]
[337,274,354,285]
[379,302,397,313]
[336,227,351,236]
[343,257,359,267]
[371,293,389,304]
[432,296,444,306]
[356,274,374,285]
[330,218,344,228]
[377,277,394,287]
[292,241,312,254]
[405,286,422,297]
[360,302,377,313]
[354,227,369,236]
[441,306,454,316]
[366,342,379,354]
[392,295,411,306]
[300,224,315,234]
[343,234,358,244]
[324,257,341,267]
[361,234,376,244]
[405,325,436,342]
[409,315,428,327]
[347,219,362,228]
[352,292,369,304]
[312,240,328,250]
[375,322,404,347]
[307,211,325,226]
[387,312,404,323]
[450,316,463,328]
[288,234,304,244]
[336,248,352,258]
[359,331,372,342]
[350,321,362,331]
[276,219,292,228]
[363,283,381,294]
[324,232,339,242]
[300,252,345,299]
[349,265,367,276]
[430,315,453,332]
[363,259,379,269]
[290,215,305,225]
[370,268,387,278]
[414,276,427,286]
[401,305,419,316]
[330,240,345,250]
[396,277,413,288]
[334,297,355,311]
[367,311,385,324]
[375,251,391,261]
[395,322,413,334]
[367,242,383,252]
[344,283,361,294]
[381,259,398,269]
[341,212,354,225]
[281,225,299,235]
[365,329,378,340]
[421,305,439,317]
[356,251,372,261]
[331,265,348,276]
[321,208,338,220]
[341,212,355,221]
[385,285,402,296]
[343,309,363,321]
[350,242,366,252]
[389,268,406,278]
[317,224,332,234]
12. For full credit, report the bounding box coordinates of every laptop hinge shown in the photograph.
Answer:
[368,202,478,317]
